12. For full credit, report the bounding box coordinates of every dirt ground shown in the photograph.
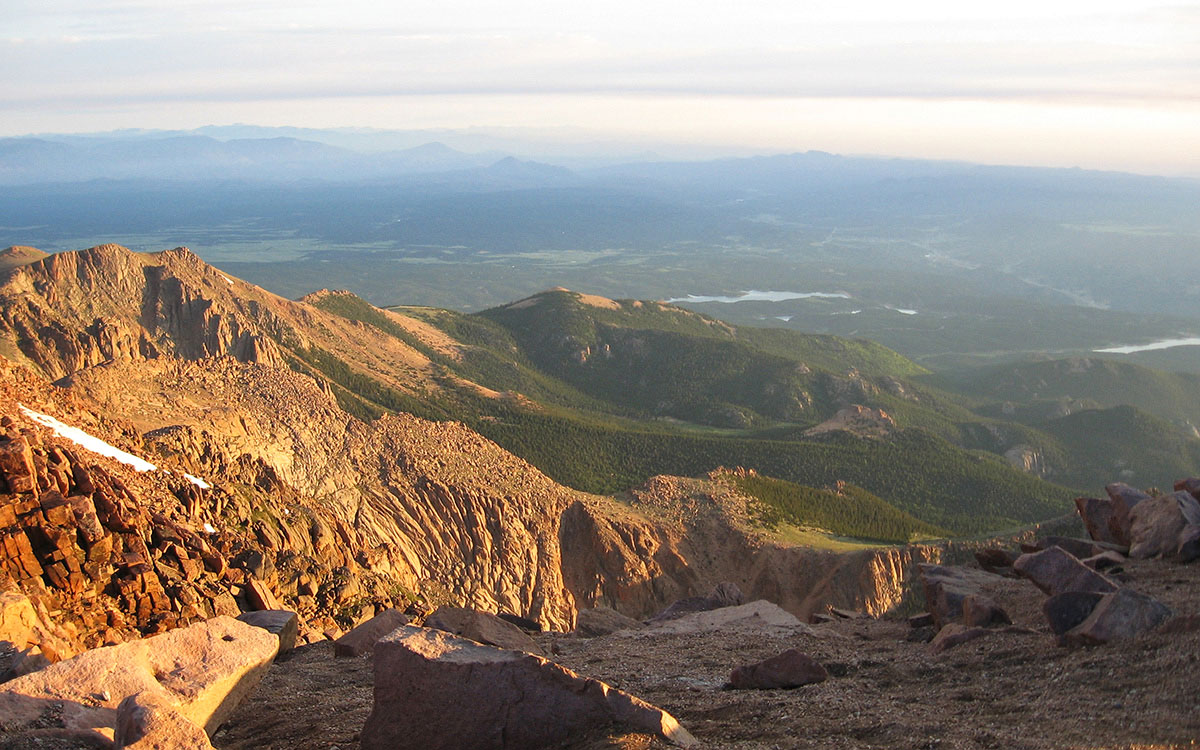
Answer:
[215,557,1200,750]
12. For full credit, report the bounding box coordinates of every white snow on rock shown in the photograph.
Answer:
[18,405,216,488]
[20,404,158,472]
[184,473,212,489]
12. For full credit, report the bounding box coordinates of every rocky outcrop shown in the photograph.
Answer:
[0,245,284,379]
[803,404,895,438]
[560,477,940,624]
[361,626,697,749]
[1004,444,1048,477]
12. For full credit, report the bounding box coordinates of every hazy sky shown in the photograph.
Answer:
[3,1,1199,174]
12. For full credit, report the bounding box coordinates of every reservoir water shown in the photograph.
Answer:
[1093,337,1200,354]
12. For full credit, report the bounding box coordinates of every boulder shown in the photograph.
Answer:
[961,594,1011,628]
[1042,591,1105,635]
[1074,496,1121,545]
[497,613,542,633]
[1105,482,1152,546]
[1173,477,1200,499]
[907,612,935,629]
[244,578,280,611]
[1064,588,1172,646]
[1012,546,1118,597]
[333,609,411,658]
[1129,492,1194,559]
[114,691,215,750]
[973,548,1017,576]
[707,581,745,608]
[0,615,276,742]
[423,606,543,655]
[728,649,828,689]
[0,590,36,652]
[929,623,992,654]
[647,581,746,624]
[575,607,646,638]
[918,564,1010,629]
[235,610,299,655]
[1080,550,1126,571]
[361,626,697,749]
[646,600,814,636]
[1035,536,1105,560]
[1181,494,1200,526]
[1177,525,1200,563]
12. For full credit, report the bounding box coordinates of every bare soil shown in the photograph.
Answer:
[215,557,1200,750]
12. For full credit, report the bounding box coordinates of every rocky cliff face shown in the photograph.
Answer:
[0,245,286,379]
[560,474,937,621]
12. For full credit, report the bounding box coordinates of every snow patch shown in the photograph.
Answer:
[18,405,213,490]
[203,523,217,534]
[221,275,234,285]
[19,405,157,472]
[184,473,212,489]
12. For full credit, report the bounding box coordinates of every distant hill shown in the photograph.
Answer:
[476,288,922,428]
[0,245,48,272]
[949,357,1200,433]
[0,135,507,184]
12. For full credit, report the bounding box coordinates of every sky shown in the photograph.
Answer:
[3,1,1199,175]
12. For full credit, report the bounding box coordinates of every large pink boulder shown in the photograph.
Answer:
[1012,546,1118,597]
[918,564,1011,629]
[361,626,697,749]
[1074,496,1122,545]
[115,691,215,750]
[334,608,411,657]
[1064,588,1171,645]
[1129,492,1196,559]
[1104,483,1151,546]
[0,615,276,744]
[423,606,543,655]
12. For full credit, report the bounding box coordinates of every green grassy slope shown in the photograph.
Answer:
[729,473,948,543]
[296,288,1157,536]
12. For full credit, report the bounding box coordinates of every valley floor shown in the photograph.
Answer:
[215,558,1199,750]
